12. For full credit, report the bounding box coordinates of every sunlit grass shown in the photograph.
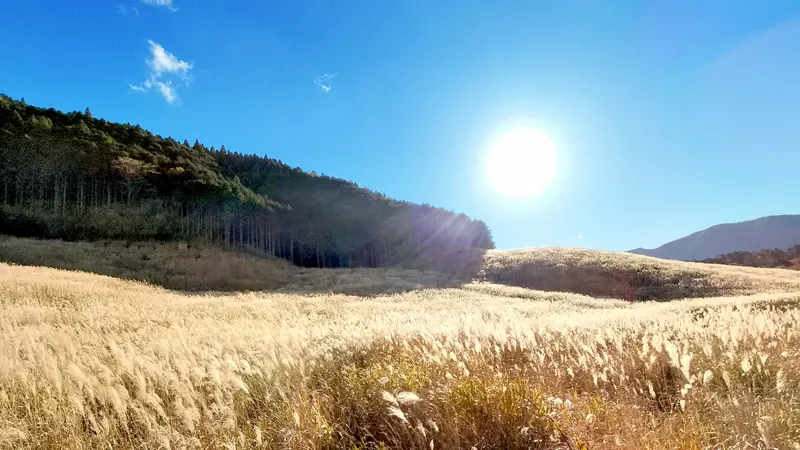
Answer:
[1,260,799,449]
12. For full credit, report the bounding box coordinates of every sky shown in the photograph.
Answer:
[2,0,800,251]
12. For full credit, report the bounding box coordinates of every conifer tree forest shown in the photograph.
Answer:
[0,94,495,268]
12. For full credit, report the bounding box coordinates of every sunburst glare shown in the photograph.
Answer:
[487,127,558,199]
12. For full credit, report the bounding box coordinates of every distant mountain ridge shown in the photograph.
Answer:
[629,215,800,261]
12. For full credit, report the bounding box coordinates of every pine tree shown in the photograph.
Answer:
[84,107,93,119]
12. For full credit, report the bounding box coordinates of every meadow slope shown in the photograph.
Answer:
[2,243,800,449]
[5,236,800,299]
[0,237,457,296]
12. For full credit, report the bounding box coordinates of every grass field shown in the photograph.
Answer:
[2,237,800,449]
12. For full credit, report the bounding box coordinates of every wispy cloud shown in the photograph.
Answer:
[577,234,584,240]
[154,82,177,103]
[314,73,337,93]
[129,40,193,104]
[142,0,177,12]
[130,78,176,103]
[117,4,140,16]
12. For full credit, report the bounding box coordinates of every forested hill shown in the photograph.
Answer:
[0,94,494,268]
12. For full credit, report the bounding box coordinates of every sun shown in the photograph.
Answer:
[486,127,558,198]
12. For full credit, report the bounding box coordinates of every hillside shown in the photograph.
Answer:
[629,214,800,261]
[0,94,493,269]
[478,247,800,300]
[6,236,800,301]
[2,253,800,448]
[0,236,459,296]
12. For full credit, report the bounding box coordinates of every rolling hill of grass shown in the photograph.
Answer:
[478,247,800,300]
[5,236,800,299]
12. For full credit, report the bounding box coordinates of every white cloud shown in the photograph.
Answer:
[129,40,192,104]
[314,73,337,93]
[147,40,192,76]
[142,0,177,12]
[577,234,584,240]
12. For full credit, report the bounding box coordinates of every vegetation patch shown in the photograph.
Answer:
[2,262,800,448]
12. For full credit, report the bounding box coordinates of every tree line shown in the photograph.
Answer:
[702,245,800,270]
[0,94,494,267]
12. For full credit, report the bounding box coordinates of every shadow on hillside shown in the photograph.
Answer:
[473,248,796,301]
[0,236,491,296]
[7,236,771,300]
[0,236,294,292]
[397,247,488,279]
[280,248,489,296]
[479,262,663,300]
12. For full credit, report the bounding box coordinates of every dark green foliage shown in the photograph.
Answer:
[0,93,494,267]
[75,120,91,135]
[210,149,495,267]
[702,245,800,270]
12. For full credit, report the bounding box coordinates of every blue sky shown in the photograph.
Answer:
[2,0,800,250]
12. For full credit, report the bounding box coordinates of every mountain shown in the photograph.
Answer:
[0,94,494,268]
[629,215,800,261]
